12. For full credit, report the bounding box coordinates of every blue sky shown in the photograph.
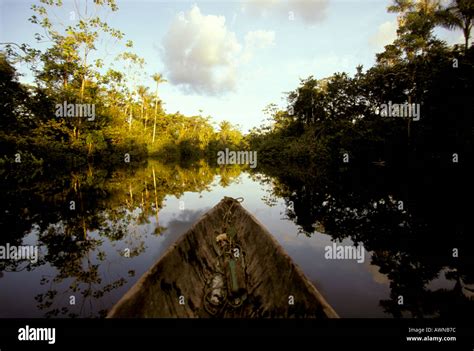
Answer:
[0,0,463,131]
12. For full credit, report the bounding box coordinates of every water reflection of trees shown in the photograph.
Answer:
[252,162,472,318]
[0,160,243,317]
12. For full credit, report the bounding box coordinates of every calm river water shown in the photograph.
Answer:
[0,159,465,318]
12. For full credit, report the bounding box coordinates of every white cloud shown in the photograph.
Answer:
[242,30,275,62]
[242,0,329,25]
[288,0,328,24]
[161,6,275,95]
[370,21,397,50]
[161,6,241,95]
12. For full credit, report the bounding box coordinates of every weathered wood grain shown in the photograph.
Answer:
[107,197,338,318]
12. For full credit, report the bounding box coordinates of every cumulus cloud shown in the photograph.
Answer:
[161,6,275,95]
[242,0,329,25]
[161,6,241,95]
[288,0,328,24]
[370,21,397,50]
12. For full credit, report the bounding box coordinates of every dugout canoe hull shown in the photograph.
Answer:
[107,197,338,318]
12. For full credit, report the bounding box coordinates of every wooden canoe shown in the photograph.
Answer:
[107,197,338,318]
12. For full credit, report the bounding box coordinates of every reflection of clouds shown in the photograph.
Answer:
[283,234,295,243]
[280,228,389,287]
[251,207,267,217]
[425,268,456,292]
[364,258,390,286]
[279,237,390,317]
[155,209,209,259]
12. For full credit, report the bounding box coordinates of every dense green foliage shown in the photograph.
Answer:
[244,0,473,318]
[0,0,244,172]
[248,1,473,171]
[0,0,472,319]
[248,45,473,169]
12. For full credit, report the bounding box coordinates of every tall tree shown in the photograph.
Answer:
[388,0,441,58]
[137,85,149,130]
[151,73,166,144]
[387,0,443,141]
[29,0,125,139]
[436,0,474,50]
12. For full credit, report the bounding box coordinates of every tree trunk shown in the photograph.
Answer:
[464,26,469,51]
[407,94,411,143]
[152,167,159,224]
[129,104,133,131]
[152,94,158,144]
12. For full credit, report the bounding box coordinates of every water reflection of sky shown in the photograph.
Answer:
[0,171,453,318]
[162,173,392,317]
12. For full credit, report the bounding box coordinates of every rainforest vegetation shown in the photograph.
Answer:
[0,0,472,318]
